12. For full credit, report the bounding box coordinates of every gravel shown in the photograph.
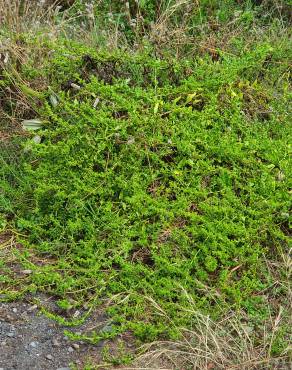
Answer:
[0,300,106,370]
[52,338,60,347]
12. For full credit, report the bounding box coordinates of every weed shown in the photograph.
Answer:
[0,1,291,369]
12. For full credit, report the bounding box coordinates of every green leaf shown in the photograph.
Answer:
[22,119,43,131]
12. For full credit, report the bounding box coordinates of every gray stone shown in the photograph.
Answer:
[27,304,38,312]
[127,136,135,145]
[22,269,32,275]
[52,338,60,346]
[32,135,42,144]
[46,354,53,361]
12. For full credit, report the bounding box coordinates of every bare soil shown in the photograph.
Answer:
[0,299,134,370]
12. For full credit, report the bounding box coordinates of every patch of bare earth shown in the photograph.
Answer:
[0,298,139,370]
[0,232,136,370]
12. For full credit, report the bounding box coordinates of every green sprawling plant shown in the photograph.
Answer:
[0,1,291,368]
[1,35,291,344]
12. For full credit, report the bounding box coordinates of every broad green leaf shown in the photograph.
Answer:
[22,119,43,131]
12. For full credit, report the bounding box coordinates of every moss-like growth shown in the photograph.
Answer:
[1,34,290,344]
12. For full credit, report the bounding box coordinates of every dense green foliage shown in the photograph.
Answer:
[0,7,291,367]
[1,31,291,342]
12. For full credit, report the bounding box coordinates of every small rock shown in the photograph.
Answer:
[46,354,53,361]
[22,269,32,275]
[30,341,37,348]
[127,137,135,145]
[72,343,80,349]
[56,368,71,370]
[7,332,15,337]
[1,341,6,346]
[52,338,60,347]
[68,346,74,353]
[73,310,80,318]
[70,83,81,90]
[12,308,17,313]
[32,135,42,144]
[63,336,68,341]
[27,304,38,312]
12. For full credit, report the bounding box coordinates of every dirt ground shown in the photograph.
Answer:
[0,299,135,370]
[0,231,139,370]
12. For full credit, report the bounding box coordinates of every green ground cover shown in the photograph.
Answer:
[0,0,291,366]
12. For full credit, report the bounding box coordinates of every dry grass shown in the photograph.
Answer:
[0,0,58,33]
[133,314,290,369]
[140,0,201,56]
[123,247,292,369]
[127,250,291,370]
[0,1,71,130]
[0,37,43,133]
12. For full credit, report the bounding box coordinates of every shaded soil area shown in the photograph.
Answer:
[0,300,134,370]
[0,232,137,370]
